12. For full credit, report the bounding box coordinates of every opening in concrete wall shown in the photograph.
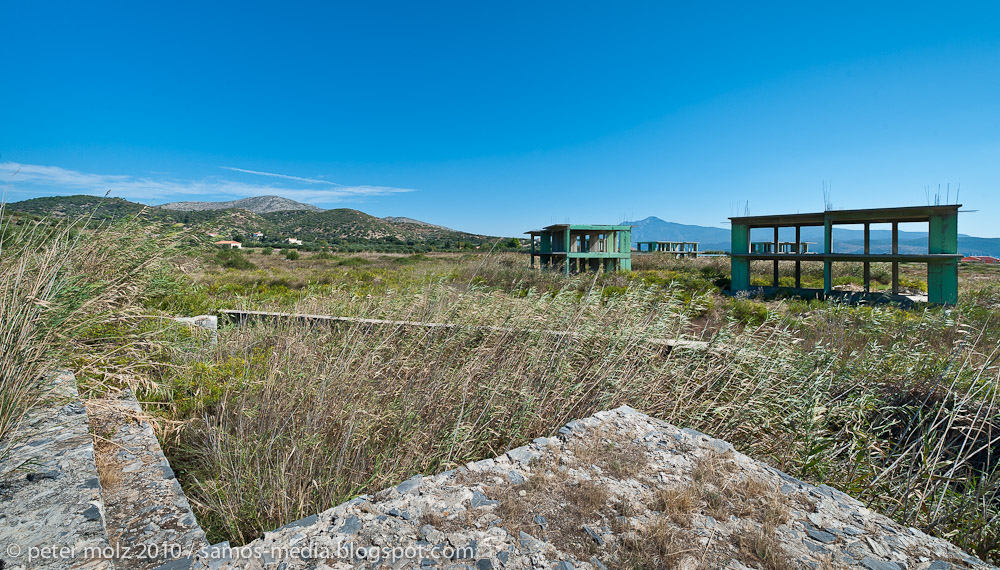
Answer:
[896,221,930,255]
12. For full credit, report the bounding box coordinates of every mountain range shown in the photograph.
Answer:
[7,195,488,248]
[623,216,1000,257]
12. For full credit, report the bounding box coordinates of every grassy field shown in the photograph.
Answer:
[7,223,1000,562]
[114,248,1000,557]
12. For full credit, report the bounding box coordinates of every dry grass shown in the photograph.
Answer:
[93,435,125,490]
[617,516,705,569]
[652,487,699,526]
[620,452,795,570]
[736,524,797,570]
[570,429,647,480]
[0,210,163,469]
[146,273,1000,556]
[149,284,700,543]
[485,462,613,560]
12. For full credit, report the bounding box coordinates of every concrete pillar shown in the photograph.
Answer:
[731,223,751,292]
[891,222,899,295]
[794,226,801,289]
[863,223,870,293]
[620,229,632,271]
[564,229,571,275]
[823,218,833,296]
[772,227,780,287]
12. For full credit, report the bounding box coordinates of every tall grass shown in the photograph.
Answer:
[140,264,1000,560]
[108,249,998,558]
[155,282,696,542]
[0,210,163,467]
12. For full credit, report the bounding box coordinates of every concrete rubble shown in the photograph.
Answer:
[185,407,995,570]
[173,315,218,345]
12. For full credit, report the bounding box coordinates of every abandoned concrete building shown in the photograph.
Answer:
[635,241,699,258]
[730,205,961,304]
[526,224,632,274]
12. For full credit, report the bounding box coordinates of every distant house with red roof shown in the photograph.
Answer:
[214,240,243,249]
[961,256,1000,264]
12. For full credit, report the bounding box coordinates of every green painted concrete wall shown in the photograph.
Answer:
[928,212,959,304]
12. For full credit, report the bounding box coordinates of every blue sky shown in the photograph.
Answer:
[2,1,998,237]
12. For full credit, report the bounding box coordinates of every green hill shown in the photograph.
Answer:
[261,208,489,248]
[8,195,150,220]
[7,195,493,251]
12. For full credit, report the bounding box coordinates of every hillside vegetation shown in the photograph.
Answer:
[10,195,150,220]
[259,208,485,245]
[9,195,494,252]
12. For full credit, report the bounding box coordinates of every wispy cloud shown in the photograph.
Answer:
[0,162,415,205]
[219,166,333,185]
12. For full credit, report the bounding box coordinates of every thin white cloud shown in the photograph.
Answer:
[219,166,334,185]
[0,161,415,205]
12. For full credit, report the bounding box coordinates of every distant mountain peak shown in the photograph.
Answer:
[622,216,733,250]
[158,195,321,214]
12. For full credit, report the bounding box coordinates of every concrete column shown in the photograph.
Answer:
[891,222,899,295]
[794,226,801,289]
[564,229,571,275]
[823,218,833,296]
[772,226,780,287]
[731,223,751,292]
[863,223,870,293]
[620,229,632,271]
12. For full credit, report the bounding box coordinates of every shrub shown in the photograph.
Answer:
[727,297,769,325]
[215,249,257,270]
[392,253,429,265]
[285,249,300,261]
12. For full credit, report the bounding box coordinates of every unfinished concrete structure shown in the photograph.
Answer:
[527,224,632,274]
[635,241,699,258]
[730,205,961,304]
[751,241,812,254]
